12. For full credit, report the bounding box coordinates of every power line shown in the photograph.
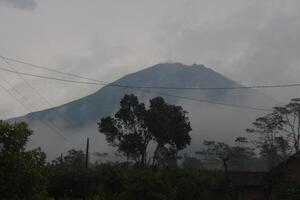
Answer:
[0,66,270,111]
[0,56,79,130]
[2,56,108,84]
[0,67,104,85]
[0,73,75,147]
[135,89,271,112]
[0,58,81,149]
[0,58,87,152]
[2,55,300,90]
[0,76,34,114]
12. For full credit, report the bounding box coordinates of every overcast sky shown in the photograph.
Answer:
[1,0,300,119]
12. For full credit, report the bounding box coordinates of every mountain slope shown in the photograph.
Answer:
[11,63,278,159]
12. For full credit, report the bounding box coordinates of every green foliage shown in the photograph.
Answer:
[46,161,233,200]
[48,167,96,199]
[48,149,93,199]
[119,169,176,200]
[0,121,48,199]
[52,149,86,169]
[0,120,32,154]
[93,163,123,200]
[160,167,233,200]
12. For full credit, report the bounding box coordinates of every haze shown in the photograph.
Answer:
[0,0,300,119]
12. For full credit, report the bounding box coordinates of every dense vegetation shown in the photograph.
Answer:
[47,158,233,200]
[1,95,300,199]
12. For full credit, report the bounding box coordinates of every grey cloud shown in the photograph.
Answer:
[0,0,36,10]
[1,0,300,119]
[157,1,300,102]
[2,0,300,158]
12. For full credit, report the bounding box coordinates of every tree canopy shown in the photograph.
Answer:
[98,94,192,166]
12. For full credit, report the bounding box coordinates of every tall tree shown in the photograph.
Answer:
[147,97,191,166]
[98,94,150,165]
[246,98,300,165]
[98,94,192,166]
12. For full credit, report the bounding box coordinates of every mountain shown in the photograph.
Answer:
[11,63,278,159]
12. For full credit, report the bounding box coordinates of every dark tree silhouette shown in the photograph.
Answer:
[98,94,150,165]
[196,138,256,171]
[98,94,192,166]
[246,98,300,166]
[147,97,191,166]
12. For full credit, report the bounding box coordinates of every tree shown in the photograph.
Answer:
[52,149,86,169]
[119,169,176,200]
[0,120,32,154]
[229,137,256,170]
[277,98,300,152]
[0,120,48,199]
[147,97,192,166]
[246,98,300,166]
[196,140,231,171]
[196,138,256,171]
[98,94,192,166]
[48,149,94,199]
[98,94,150,165]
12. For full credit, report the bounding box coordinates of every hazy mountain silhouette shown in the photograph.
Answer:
[11,63,278,159]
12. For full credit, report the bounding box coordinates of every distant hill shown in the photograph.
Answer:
[11,63,278,159]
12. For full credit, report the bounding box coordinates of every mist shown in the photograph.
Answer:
[24,85,279,161]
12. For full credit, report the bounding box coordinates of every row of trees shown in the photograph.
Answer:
[98,95,300,170]
[0,120,230,199]
[184,98,300,171]
[47,155,232,200]
[2,94,300,199]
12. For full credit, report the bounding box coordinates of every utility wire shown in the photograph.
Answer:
[134,89,271,111]
[0,56,79,130]
[2,56,108,84]
[0,57,80,148]
[0,59,89,150]
[0,66,270,111]
[2,55,300,90]
[0,67,104,85]
[0,73,75,147]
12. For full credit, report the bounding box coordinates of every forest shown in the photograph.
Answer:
[1,94,300,200]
